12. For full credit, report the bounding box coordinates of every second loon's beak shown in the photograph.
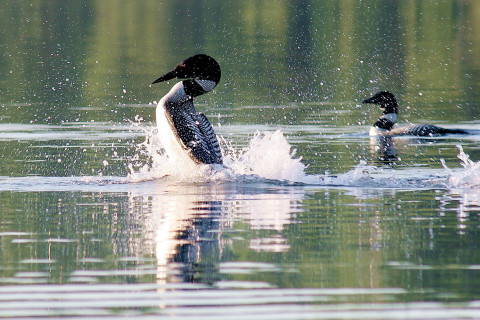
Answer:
[151,70,177,85]
[362,96,376,104]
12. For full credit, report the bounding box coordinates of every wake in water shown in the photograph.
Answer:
[126,122,472,189]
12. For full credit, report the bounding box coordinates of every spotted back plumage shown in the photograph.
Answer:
[389,124,467,137]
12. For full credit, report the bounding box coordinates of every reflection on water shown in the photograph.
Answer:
[369,135,398,165]
[128,181,304,286]
[1,184,480,317]
[439,188,480,234]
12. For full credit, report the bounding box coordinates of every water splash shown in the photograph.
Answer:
[126,125,443,189]
[317,161,446,189]
[127,127,307,184]
[441,145,480,188]
[3,121,474,191]
[222,130,307,182]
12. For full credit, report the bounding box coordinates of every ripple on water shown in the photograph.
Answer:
[0,284,478,319]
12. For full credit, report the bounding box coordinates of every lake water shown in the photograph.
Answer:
[1,1,480,319]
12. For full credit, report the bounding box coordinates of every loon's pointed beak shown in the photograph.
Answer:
[362,96,376,104]
[151,70,177,85]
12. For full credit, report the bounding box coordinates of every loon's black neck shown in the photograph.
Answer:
[374,101,399,130]
[161,79,218,112]
[374,113,397,131]
[183,79,217,98]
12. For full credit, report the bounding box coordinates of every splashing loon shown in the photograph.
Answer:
[362,91,468,136]
[151,54,223,165]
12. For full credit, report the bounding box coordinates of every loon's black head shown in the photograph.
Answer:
[362,91,398,114]
[152,54,221,97]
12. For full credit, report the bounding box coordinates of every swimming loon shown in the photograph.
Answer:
[151,54,223,165]
[362,91,468,136]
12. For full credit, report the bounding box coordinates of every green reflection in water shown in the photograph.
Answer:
[1,0,479,124]
[1,187,479,302]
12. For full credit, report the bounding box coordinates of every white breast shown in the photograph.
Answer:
[156,83,199,171]
[369,126,388,136]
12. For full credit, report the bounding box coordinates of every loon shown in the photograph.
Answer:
[151,54,223,166]
[362,91,468,136]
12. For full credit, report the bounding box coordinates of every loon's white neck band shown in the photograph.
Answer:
[380,113,397,124]
[195,79,216,92]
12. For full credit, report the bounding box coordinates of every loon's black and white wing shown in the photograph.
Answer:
[389,124,468,136]
[167,100,223,165]
[194,113,223,164]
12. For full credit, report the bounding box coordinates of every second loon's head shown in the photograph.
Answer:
[152,54,221,97]
[362,91,398,114]
[363,91,399,132]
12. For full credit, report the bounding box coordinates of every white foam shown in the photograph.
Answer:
[223,130,307,182]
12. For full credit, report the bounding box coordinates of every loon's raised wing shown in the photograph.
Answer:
[166,99,223,165]
[194,113,223,164]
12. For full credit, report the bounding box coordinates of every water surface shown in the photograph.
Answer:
[1,1,480,319]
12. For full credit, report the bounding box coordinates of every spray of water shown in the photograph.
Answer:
[222,130,306,182]
[441,145,480,188]
[126,124,307,184]
[126,120,480,189]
